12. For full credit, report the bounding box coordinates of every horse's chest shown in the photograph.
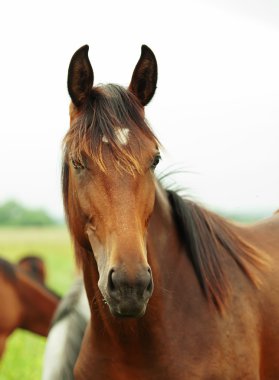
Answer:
[75,338,181,380]
[75,359,187,380]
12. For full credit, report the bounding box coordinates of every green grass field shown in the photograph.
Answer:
[0,226,76,379]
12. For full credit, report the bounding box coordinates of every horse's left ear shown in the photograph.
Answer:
[129,45,158,106]
[67,45,94,107]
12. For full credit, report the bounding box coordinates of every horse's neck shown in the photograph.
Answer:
[16,272,59,336]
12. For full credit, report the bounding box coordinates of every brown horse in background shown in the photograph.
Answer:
[0,256,60,357]
[63,44,279,379]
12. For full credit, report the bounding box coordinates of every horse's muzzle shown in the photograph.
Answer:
[105,267,153,318]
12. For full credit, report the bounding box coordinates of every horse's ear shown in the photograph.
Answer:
[67,45,94,107]
[129,45,157,106]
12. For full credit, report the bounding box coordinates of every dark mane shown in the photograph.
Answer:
[63,84,158,174]
[168,190,269,311]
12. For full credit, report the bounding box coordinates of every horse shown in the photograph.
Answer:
[62,44,279,379]
[42,277,90,380]
[0,256,60,358]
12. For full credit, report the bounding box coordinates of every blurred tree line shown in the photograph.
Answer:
[0,200,57,226]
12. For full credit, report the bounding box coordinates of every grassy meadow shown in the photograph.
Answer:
[0,226,76,379]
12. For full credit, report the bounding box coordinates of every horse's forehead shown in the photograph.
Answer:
[104,131,156,165]
[81,137,156,191]
[102,127,130,146]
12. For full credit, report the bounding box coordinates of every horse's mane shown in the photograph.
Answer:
[168,190,269,311]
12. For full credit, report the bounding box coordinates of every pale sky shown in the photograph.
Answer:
[0,0,278,218]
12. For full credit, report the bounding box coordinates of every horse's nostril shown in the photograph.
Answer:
[108,269,116,292]
[147,279,153,293]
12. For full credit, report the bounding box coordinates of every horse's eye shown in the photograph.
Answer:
[151,154,161,170]
[71,159,85,170]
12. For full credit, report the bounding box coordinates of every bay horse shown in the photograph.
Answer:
[63,44,279,379]
[0,256,60,358]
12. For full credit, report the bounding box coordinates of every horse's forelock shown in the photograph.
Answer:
[63,84,159,175]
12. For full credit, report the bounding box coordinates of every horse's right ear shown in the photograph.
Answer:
[67,45,94,107]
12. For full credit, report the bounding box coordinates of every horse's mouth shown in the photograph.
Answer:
[105,297,148,319]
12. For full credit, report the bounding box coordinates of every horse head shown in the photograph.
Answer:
[64,45,159,318]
